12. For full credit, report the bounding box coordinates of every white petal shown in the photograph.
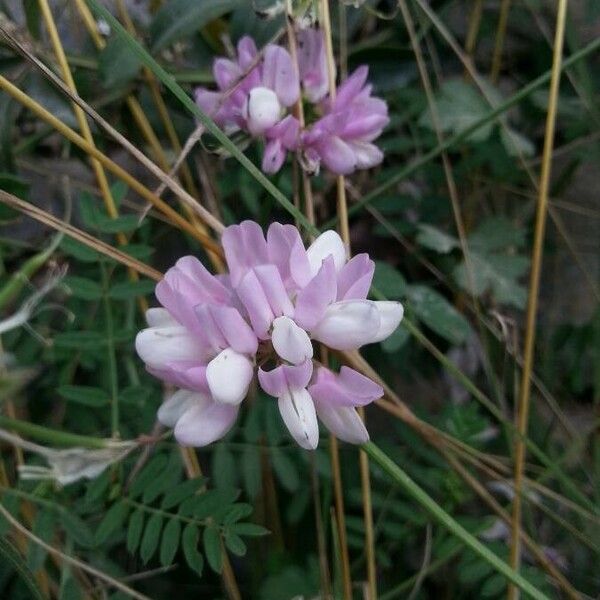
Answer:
[158,390,206,428]
[145,308,177,327]
[278,388,319,450]
[206,348,254,405]
[174,401,239,447]
[311,300,380,350]
[245,87,281,135]
[271,316,313,365]
[306,230,347,277]
[369,301,404,343]
[135,326,202,368]
[316,404,369,444]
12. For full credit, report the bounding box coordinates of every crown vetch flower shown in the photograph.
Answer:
[302,66,390,175]
[195,31,388,176]
[136,221,404,449]
[194,37,301,173]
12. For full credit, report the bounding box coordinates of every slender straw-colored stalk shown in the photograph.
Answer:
[508,1,568,598]
[490,0,512,82]
[464,0,483,59]
[0,190,162,281]
[320,1,376,597]
[0,75,222,254]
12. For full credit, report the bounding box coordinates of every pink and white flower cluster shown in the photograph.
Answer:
[194,29,388,176]
[136,221,403,449]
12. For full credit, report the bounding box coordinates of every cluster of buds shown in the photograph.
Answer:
[136,222,403,449]
[194,29,388,176]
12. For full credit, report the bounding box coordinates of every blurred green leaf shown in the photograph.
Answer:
[99,35,142,88]
[63,276,103,301]
[159,518,181,566]
[95,502,129,545]
[372,261,407,299]
[407,285,471,344]
[150,0,242,52]
[126,509,145,554]
[182,524,204,576]
[140,512,163,564]
[58,385,109,407]
[416,224,458,254]
[203,525,223,573]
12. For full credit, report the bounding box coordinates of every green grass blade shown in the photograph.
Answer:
[362,441,551,600]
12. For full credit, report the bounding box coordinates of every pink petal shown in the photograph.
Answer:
[135,326,204,369]
[293,256,337,331]
[174,401,239,447]
[309,366,383,407]
[316,404,369,444]
[207,304,258,355]
[337,254,375,301]
[253,264,294,317]
[214,58,242,90]
[147,362,209,393]
[158,390,202,428]
[236,270,275,339]
[334,66,369,111]
[258,360,313,397]
[237,36,258,70]
[266,222,311,290]
[222,221,269,287]
[368,301,404,343]
[297,27,329,103]
[262,138,286,173]
[306,230,347,276]
[311,300,381,350]
[262,45,300,107]
[317,136,357,175]
[350,141,384,170]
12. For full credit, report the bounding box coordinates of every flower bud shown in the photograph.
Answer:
[245,87,281,135]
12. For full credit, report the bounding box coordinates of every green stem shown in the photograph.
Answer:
[0,415,108,448]
[0,233,62,310]
[362,441,550,600]
[100,261,119,438]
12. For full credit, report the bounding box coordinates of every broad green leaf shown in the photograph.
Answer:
[161,477,206,510]
[150,0,242,52]
[93,214,141,234]
[229,523,269,537]
[500,127,535,157]
[99,35,142,88]
[95,502,129,545]
[407,285,471,344]
[224,532,246,557]
[467,217,526,251]
[126,509,145,554]
[382,326,410,353]
[182,489,240,520]
[182,524,204,576]
[222,503,254,525]
[57,385,108,407]
[159,518,181,567]
[419,79,499,143]
[59,512,95,548]
[27,510,54,570]
[453,252,529,309]
[372,261,407,299]
[203,526,223,573]
[140,513,163,564]
[60,237,99,262]
[129,455,169,499]
[416,224,459,254]
[63,276,103,301]
[0,537,45,600]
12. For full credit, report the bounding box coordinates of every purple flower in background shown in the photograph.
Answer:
[194,30,388,176]
[303,66,389,175]
[136,221,403,449]
[194,36,301,171]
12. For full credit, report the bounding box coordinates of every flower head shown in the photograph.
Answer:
[136,221,403,449]
[195,37,301,172]
[195,31,388,176]
[303,66,389,175]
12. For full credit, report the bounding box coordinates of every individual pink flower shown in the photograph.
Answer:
[194,37,301,172]
[302,66,389,175]
[136,222,403,449]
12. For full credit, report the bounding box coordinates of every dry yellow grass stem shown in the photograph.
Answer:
[320,1,376,597]
[0,75,223,256]
[0,190,162,282]
[508,1,569,598]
